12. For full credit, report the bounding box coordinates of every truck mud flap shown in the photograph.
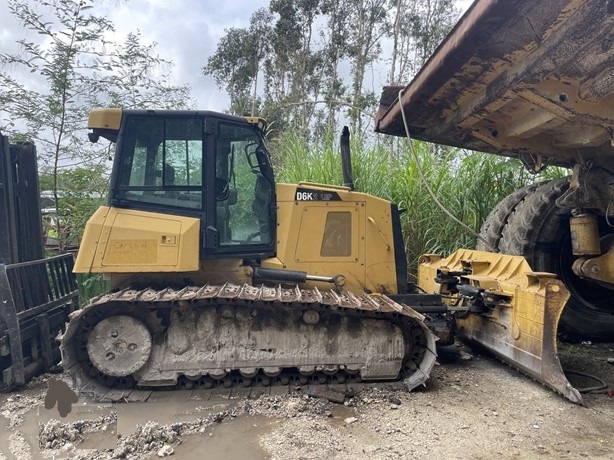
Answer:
[0,254,78,388]
[418,249,583,405]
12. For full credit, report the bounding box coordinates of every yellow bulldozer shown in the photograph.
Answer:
[62,107,444,398]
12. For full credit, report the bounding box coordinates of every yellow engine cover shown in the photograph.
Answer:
[74,206,200,273]
[264,182,400,295]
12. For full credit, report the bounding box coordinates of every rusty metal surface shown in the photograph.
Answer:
[375,0,614,171]
[61,283,438,400]
[418,249,584,404]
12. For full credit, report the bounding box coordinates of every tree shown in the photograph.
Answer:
[203,27,255,114]
[343,0,390,134]
[388,0,459,84]
[39,166,108,250]
[269,0,322,136]
[203,0,462,143]
[319,0,349,133]
[0,0,116,251]
[203,8,273,116]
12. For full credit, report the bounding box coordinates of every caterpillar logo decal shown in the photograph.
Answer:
[295,188,342,201]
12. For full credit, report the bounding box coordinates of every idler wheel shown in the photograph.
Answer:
[86,315,152,377]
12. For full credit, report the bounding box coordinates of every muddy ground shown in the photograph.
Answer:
[1,340,613,460]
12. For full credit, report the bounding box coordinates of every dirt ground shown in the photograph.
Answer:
[1,340,613,460]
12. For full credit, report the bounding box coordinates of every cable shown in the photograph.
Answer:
[397,89,487,245]
[564,368,609,394]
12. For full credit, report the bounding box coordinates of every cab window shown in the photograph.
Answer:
[115,117,204,210]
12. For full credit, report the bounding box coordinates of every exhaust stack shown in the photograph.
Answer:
[340,126,354,190]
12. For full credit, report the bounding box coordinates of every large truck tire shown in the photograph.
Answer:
[476,182,543,252]
[479,178,614,342]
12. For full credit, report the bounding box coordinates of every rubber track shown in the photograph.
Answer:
[61,283,437,402]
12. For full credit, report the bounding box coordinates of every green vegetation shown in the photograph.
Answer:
[1,0,193,253]
[76,273,110,307]
[272,131,566,278]
[40,167,107,251]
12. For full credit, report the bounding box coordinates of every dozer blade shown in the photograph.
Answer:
[418,249,583,405]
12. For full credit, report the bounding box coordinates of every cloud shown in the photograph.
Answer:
[101,0,269,110]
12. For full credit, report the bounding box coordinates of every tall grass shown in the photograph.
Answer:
[270,131,565,279]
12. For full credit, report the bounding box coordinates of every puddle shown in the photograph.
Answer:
[10,394,272,458]
[0,416,12,459]
[114,399,230,431]
[329,403,357,427]
[20,401,117,451]
[169,415,272,459]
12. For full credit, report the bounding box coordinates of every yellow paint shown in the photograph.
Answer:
[76,181,400,294]
[73,206,109,273]
[294,207,358,262]
[268,182,399,294]
[74,206,199,273]
[87,108,122,130]
[417,248,581,403]
[103,239,158,265]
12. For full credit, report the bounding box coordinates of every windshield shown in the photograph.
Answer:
[114,116,204,210]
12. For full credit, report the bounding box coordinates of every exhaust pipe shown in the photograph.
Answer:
[340,126,354,190]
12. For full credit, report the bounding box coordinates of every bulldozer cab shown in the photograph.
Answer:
[91,109,276,260]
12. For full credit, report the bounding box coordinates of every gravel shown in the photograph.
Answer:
[1,393,45,428]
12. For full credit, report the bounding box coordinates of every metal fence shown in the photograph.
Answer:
[0,134,45,265]
[0,253,78,388]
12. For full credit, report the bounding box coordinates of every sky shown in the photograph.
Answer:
[100,0,271,109]
[0,0,270,111]
[0,0,473,112]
